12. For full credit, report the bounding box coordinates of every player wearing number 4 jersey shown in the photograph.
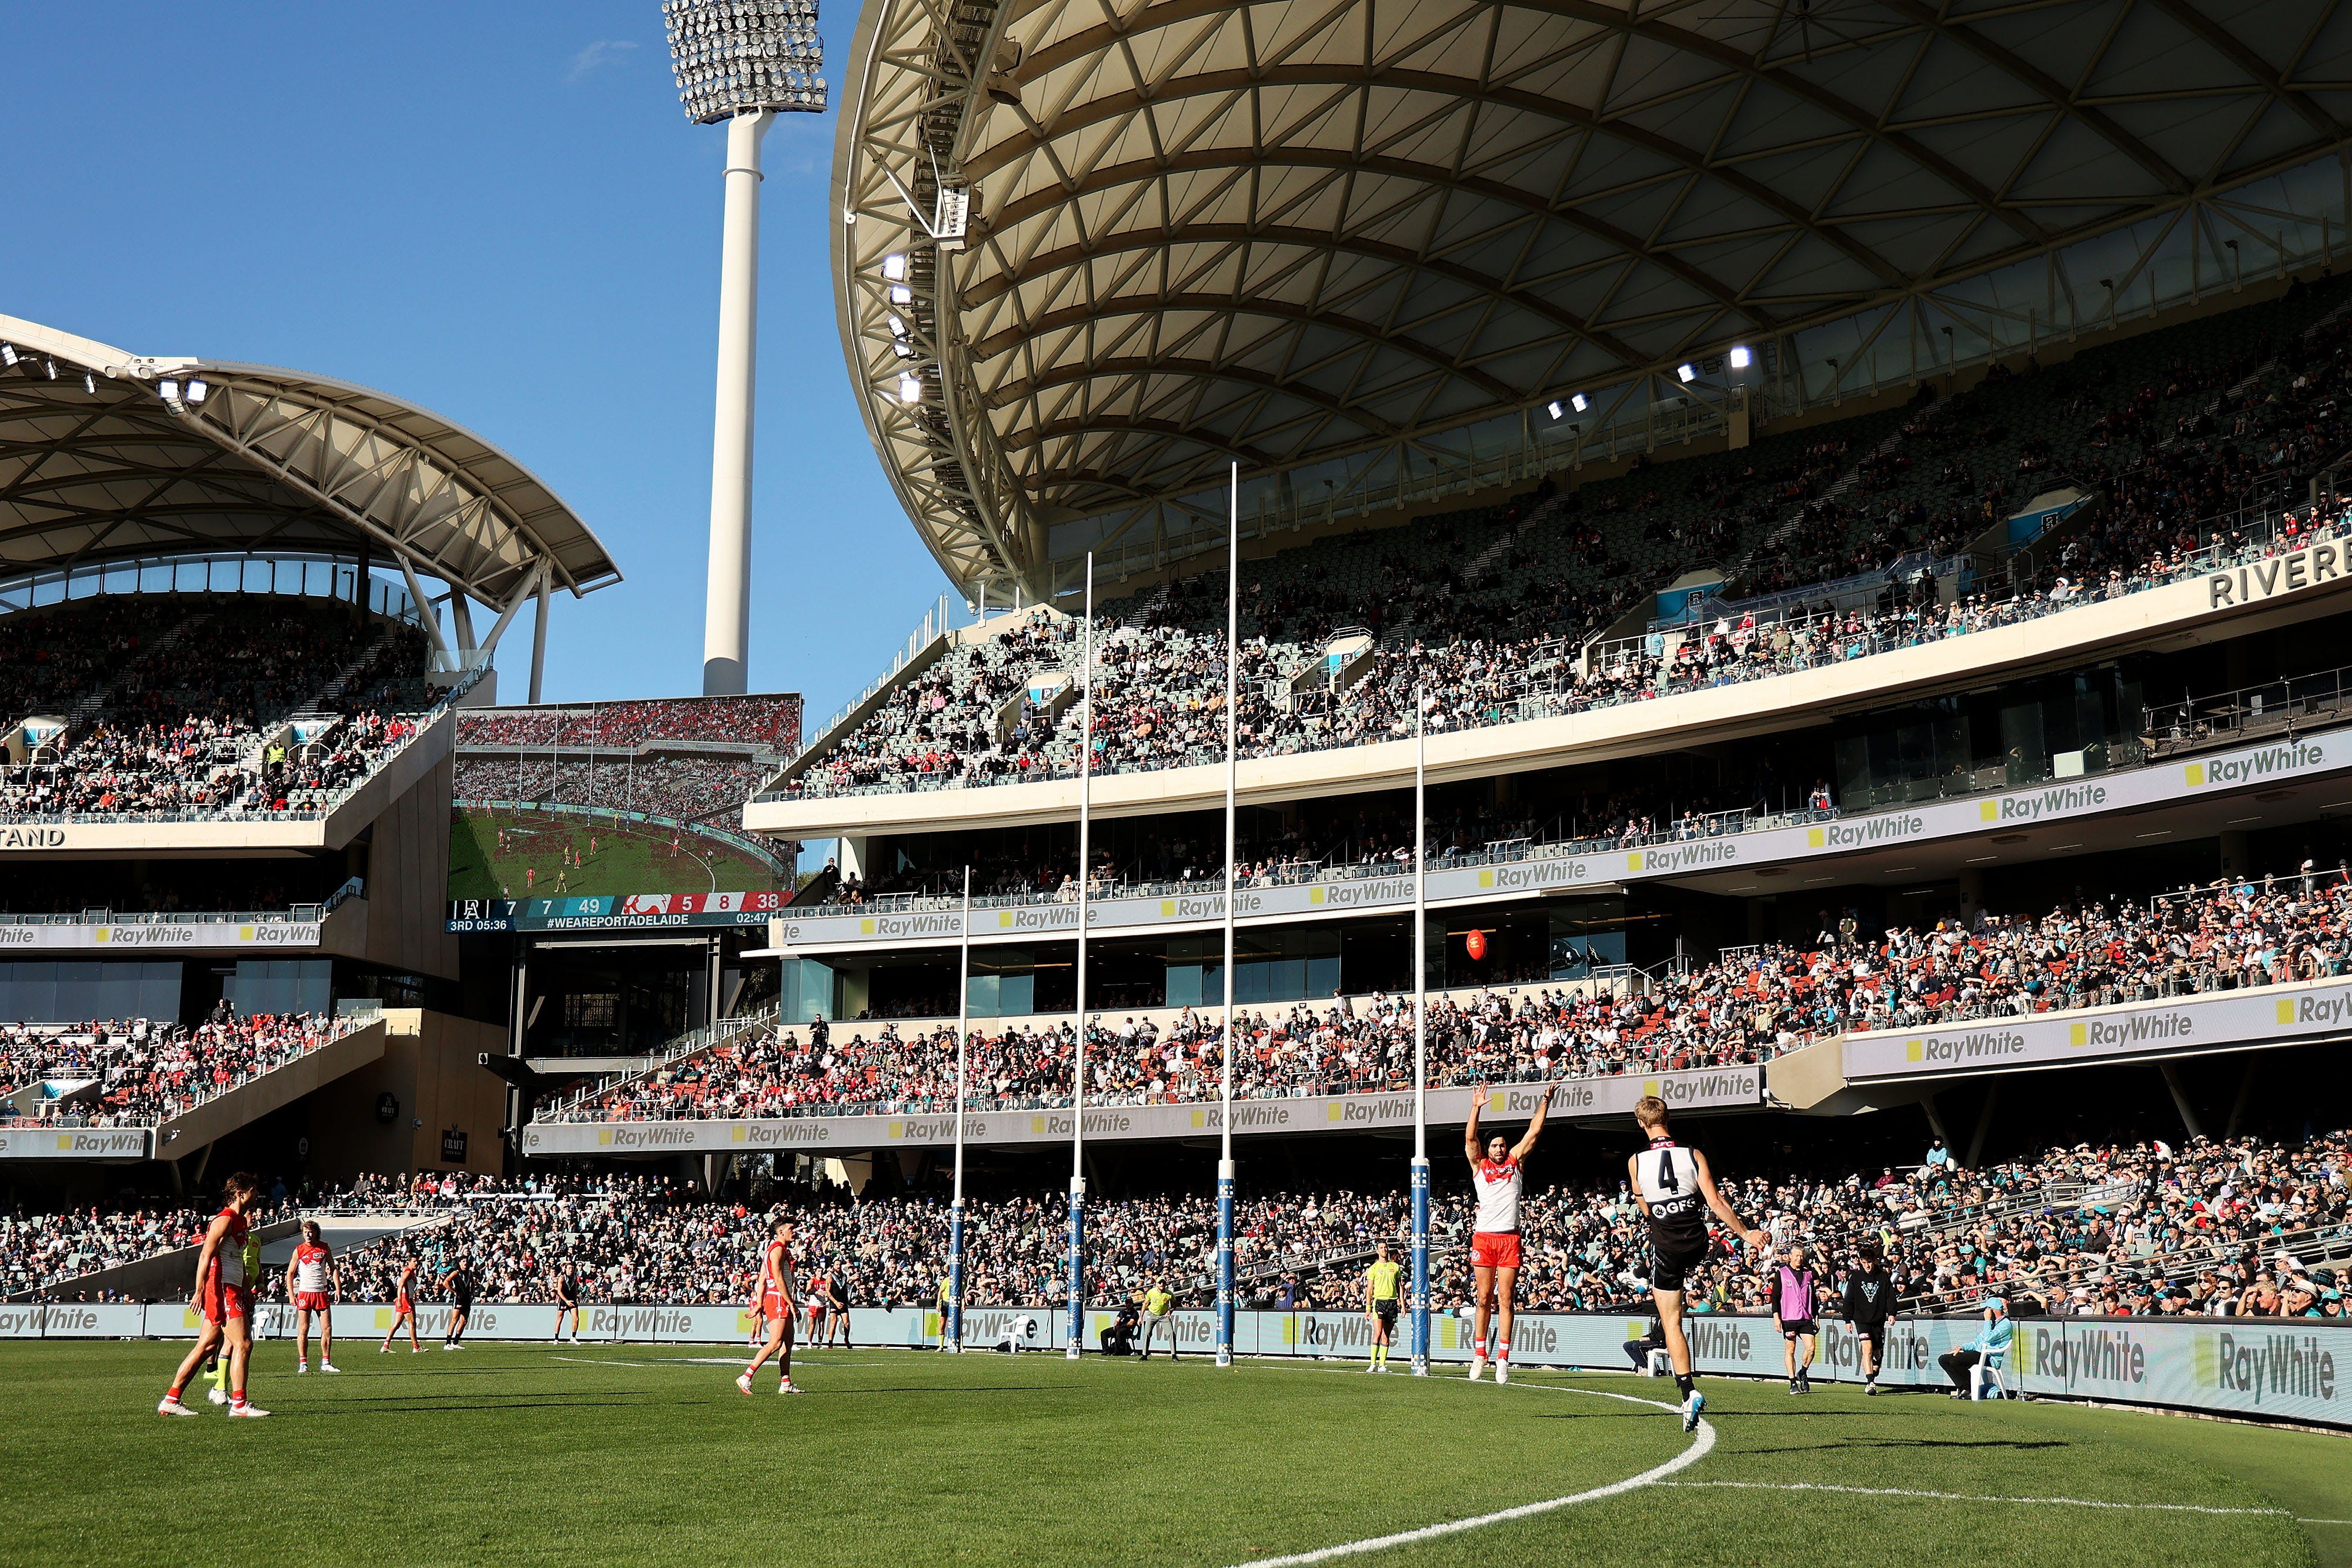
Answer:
[1463,1084,1549,1385]
[1629,1096,1766,1432]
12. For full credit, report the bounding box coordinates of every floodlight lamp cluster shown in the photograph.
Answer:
[665,0,827,121]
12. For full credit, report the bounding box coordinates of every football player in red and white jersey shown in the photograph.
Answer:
[158,1172,269,1417]
[284,1219,339,1374]
[1462,1085,1549,1385]
[738,1217,803,1396]
[379,1258,425,1353]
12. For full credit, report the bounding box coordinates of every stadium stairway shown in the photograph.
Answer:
[152,1018,389,1168]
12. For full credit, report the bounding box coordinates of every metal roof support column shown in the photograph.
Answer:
[531,567,551,705]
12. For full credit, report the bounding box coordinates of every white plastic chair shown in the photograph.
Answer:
[1970,1350,2009,1400]
[1646,1348,1673,1377]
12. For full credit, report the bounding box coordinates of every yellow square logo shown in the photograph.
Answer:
[1030,1116,1046,1135]
[1161,901,1176,917]
[93,927,111,942]
[238,926,254,941]
[1479,870,1495,888]
[924,1312,941,1336]
[1628,852,1644,871]
[998,912,1014,928]
[1191,1109,1205,1128]
[597,1129,614,1147]
[1328,1103,1344,1122]
[860,919,876,935]
[1308,888,1325,905]
[2069,1024,2087,1047]
[1979,800,1998,821]
[2185,764,2205,787]
[730,1125,748,1143]
[737,1310,760,1335]
[1440,1319,1459,1349]
[375,1308,393,1330]
[1626,1320,1648,1340]
[2196,1335,2219,1387]
[887,1121,903,1138]
[1643,1079,1659,1098]
[54,1134,72,1151]
[2277,999,2297,1024]
[1905,1040,1923,1062]
[1282,1318,1298,1345]
[1808,828,1825,847]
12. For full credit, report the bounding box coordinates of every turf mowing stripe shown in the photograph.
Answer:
[1658,1481,2291,1516]
[1228,1384,1715,1567]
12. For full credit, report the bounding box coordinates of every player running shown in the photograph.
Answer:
[1463,1083,1549,1385]
[157,1173,269,1417]
[1627,1096,1766,1431]
[379,1258,425,1353]
[738,1217,803,1396]
[1362,1241,1404,1372]
[285,1219,339,1373]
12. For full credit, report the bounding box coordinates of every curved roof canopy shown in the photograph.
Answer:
[0,314,620,614]
[836,0,2352,599]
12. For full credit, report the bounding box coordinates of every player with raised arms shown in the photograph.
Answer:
[285,1219,339,1374]
[1628,1095,1767,1431]
[1463,1084,1549,1385]
[156,1173,268,1417]
[738,1216,803,1396]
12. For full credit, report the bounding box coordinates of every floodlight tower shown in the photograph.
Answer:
[665,0,827,697]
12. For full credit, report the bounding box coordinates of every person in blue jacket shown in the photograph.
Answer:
[1939,1297,2013,1397]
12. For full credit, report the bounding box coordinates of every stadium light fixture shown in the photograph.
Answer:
[664,0,830,698]
[883,253,907,280]
[1547,400,1563,420]
[1572,393,1589,413]
[1676,363,1697,383]
[888,284,913,306]
[82,372,96,394]
[1729,345,1752,370]
[898,372,923,404]
[185,378,208,403]
[0,345,15,367]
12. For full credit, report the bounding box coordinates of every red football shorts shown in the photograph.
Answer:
[295,1292,332,1312]
[394,1296,413,1317]
[760,1289,790,1322]
[201,1281,253,1325]
[1469,1231,1522,1271]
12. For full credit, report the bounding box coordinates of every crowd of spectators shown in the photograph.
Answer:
[456,696,800,753]
[0,596,436,821]
[0,1011,345,1127]
[789,279,2352,804]
[454,754,767,824]
[550,866,2352,1124]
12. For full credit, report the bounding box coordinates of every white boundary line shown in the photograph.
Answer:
[1658,1481,2291,1517]
[1228,1383,1715,1567]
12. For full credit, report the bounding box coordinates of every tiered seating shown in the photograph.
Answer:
[0,1011,346,1126]
[456,695,801,751]
[0,596,433,820]
[453,754,769,823]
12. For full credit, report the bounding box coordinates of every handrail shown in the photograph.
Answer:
[532,1006,784,1122]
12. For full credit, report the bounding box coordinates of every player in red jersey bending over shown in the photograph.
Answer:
[285,1219,339,1373]
[379,1258,425,1353]
[738,1217,803,1396]
[158,1173,269,1417]
[1463,1084,1550,1385]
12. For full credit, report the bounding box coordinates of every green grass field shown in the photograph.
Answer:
[7,1343,2348,1567]
[448,806,783,902]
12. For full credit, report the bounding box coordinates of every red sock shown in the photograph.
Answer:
[166,1383,183,1401]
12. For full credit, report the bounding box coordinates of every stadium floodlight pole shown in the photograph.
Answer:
[1411,685,1431,1378]
[664,0,827,697]
[1067,551,1094,1360]
[1216,462,1239,1370]
[950,865,971,1354]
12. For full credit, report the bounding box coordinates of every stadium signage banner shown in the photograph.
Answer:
[1842,972,2352,1082]
[0,1126,151,1160]
[447,892,784,933]
[0,921,322,951]
[15,1303,2336,1423]
[516,1067,1762,1158]
[767,726,2352,955]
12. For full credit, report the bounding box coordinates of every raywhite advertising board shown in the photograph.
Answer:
[520,1065,1763,1158]
[0,921,322,952]
[765,723,2352,955]
[1843,973,2352,1083]
[0,1126,151,1161]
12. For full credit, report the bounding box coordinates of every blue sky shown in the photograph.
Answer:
[0,2,956,726]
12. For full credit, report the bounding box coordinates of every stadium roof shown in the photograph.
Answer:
[834,0,2352,600]
[0,313,622,616]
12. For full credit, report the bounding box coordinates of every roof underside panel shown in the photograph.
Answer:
[836,0,2352,595]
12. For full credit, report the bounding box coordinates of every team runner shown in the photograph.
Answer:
[1362,1241,1404,1372]
[285,1219,339,1373]
[1842,1242,1897,1394]
[1773,1244,1820,1395]
[739,1216,803,1395]
[823,1270,851,1348]
[156,1174,269,1417]
[379,1258,425,1353]
[1463,1084,1549,1384]
[1628,1095,1768,1430]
